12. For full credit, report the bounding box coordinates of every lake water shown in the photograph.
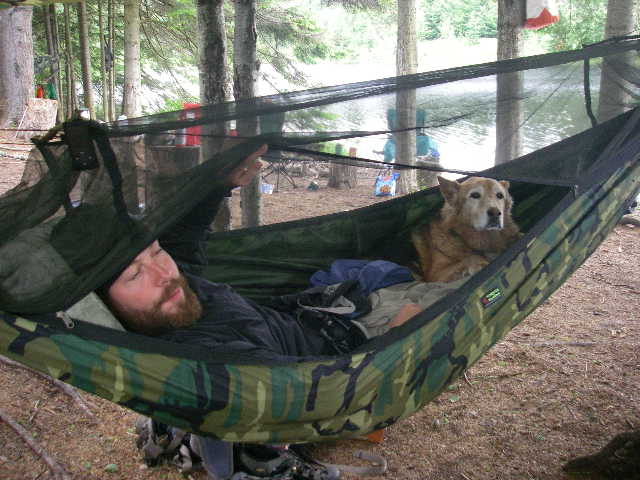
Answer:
[263,59,597,174]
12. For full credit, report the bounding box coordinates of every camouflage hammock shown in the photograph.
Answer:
[0,38,639,444]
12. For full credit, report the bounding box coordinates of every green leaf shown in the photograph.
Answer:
[104,464,119,473]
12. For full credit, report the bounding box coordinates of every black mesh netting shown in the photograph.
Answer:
[2,37,640,314]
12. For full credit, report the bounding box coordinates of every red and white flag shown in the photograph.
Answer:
[524,0,560,30]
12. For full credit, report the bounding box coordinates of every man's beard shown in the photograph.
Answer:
[114,275,202,336]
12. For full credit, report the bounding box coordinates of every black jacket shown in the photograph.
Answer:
[157,188,344,362]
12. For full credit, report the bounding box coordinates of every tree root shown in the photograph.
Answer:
[0,355,94,418]
[0,407,72,480]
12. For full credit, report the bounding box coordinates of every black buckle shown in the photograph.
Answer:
[63,120,100,171]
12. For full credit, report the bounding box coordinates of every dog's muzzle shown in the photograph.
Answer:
[486,208,503,229]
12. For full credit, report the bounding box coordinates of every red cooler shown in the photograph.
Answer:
[176,103,201,147]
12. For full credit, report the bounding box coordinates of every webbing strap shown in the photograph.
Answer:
[278,145,580,188]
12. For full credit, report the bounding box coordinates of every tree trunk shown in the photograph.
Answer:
[44,5,64,123]
[77,1,95,118]
[108,0,116,120]
[327,143,357,189]
[63,4,77,117]
[120,0,141,213]
[99,0,110,121]
[123,0,141,118]
[495,0,525,165]
[597,0,636,122]
[197,0,232,231]
[234,0,262,228]
[0,6,34,128]
[395,0,418,195]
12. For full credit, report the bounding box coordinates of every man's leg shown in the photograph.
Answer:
[387,303,423,329]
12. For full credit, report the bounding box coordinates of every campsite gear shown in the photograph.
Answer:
[1,37,640,446]
[309,259,414,295]
[135,416,204,474]
[264,280,371,352]
[524,0,560,30]
[46,82,57,100]
[373,169,400,196]
[362,429,385,444]
[135,416,344,479]
[235,445,341,480]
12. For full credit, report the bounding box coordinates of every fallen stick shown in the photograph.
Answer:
[515,341,597,347]
[0,355,94,418]
[0,407,71,480]
[463,371,473,387]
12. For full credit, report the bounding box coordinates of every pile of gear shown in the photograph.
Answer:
[135,416,386,479]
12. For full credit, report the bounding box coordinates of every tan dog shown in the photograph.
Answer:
[412,176,521,283]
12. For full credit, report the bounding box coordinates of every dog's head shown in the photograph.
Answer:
[438,176,513,231]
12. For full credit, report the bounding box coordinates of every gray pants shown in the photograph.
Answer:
[352,278,467,339]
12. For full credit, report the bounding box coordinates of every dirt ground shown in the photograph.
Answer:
[0,149,639,480]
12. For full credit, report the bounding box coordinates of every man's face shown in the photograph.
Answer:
[107,241,201,335]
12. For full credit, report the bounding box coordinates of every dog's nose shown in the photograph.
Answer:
[487,208,501,218]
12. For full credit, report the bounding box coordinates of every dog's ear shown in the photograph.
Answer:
[438,176,460,204]
[500,180,513,211]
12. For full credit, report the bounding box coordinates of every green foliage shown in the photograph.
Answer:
[140,0,198,68]
[153,96,199,115]
[538,0,608,52]
[421,0,497,41]
[286,108,339,131]
[303,0,396,61]
[258,0,357,68]
[289,14,333,63]
[32,2,127,113]
[29,0,401,115]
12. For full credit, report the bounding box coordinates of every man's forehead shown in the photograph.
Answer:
[118,241,158,275]
[133,241,158,261]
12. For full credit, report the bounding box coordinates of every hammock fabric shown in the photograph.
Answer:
[1,38,639,444]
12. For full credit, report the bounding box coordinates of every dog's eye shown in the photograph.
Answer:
[496,192,504,199]
[470,192,481,199]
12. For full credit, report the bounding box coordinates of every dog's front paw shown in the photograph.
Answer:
[463,255,489,276]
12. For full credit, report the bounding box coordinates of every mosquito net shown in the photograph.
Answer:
[1,36,639,316]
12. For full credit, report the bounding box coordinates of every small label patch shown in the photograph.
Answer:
[481,288,502,308]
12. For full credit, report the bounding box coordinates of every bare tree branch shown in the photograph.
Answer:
[0,407,72,480]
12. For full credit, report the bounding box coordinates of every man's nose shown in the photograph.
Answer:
[149,261,174,284]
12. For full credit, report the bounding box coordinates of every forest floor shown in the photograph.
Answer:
[0,147,639,480]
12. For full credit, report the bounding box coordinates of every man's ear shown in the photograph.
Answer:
[438,176,459,204]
